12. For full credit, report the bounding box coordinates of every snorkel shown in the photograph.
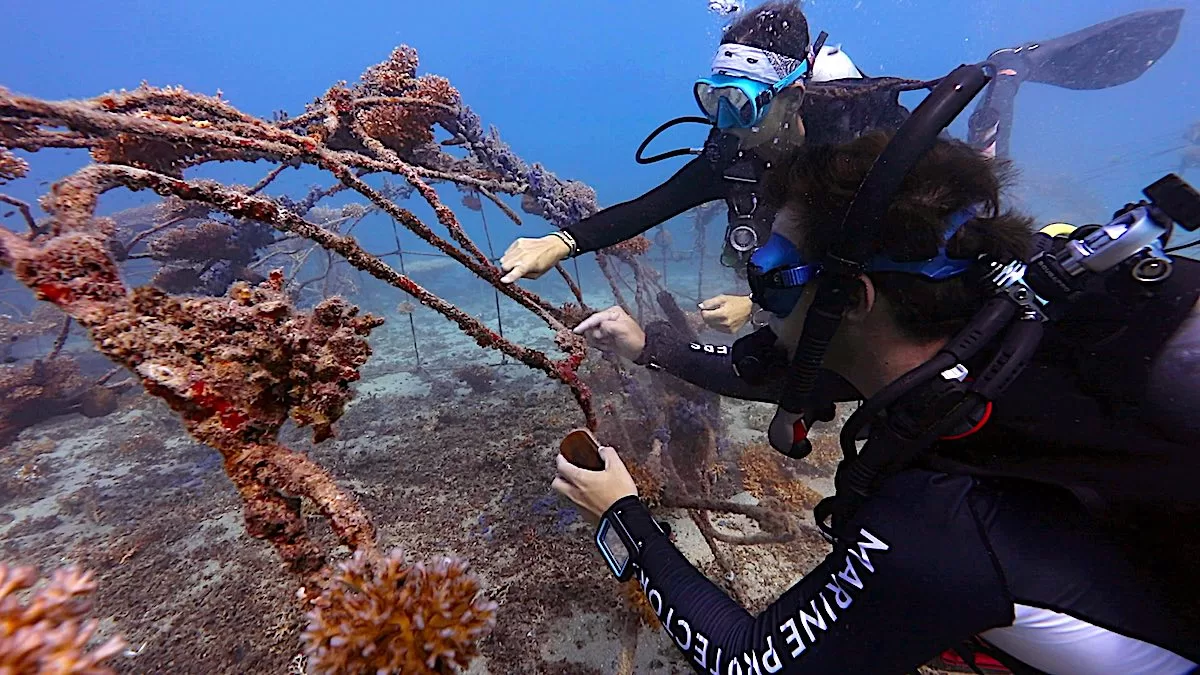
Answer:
[767,64,993,459]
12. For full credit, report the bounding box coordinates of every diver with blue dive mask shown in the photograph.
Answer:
[562,5,1186,428]
[748,205,980,319]
[501,1,910,336]
[503,2,1183,345]
[562,67,1200,670]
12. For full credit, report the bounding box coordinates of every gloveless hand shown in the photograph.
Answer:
[499,235,570,283]
[573,306,646,361]
[551,446,639,520]
[699,294,754,333]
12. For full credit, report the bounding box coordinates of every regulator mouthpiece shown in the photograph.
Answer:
[769,408,814,459]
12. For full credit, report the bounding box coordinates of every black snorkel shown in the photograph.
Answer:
[767,64,993,459]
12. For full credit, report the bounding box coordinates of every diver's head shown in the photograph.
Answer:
[752,131,1033,394]
[695,1,810,150]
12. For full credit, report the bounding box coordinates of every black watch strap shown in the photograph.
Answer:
[602,496,667,563]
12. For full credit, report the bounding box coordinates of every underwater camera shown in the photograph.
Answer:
[992,173,1200,319]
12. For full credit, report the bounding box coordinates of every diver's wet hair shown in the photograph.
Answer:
[722,1,811,62]
[764,130,1034,341]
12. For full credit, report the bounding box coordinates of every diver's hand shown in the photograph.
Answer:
[552,446,638,520]
[500,235,570,283]
[699,294,754,334]
[573,306,646,361]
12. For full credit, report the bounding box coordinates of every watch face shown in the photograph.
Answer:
[597,519,632,578]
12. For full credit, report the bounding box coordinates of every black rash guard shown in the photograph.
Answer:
[563,156,728,255]
[611,470,1199,674]
[634,320,779,402]
[634,321,862,406]
[562,82,911,255]
[616,292,1200,672]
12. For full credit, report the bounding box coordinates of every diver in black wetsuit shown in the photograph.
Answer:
[500,1,908,333]
[502,5,1184,336]
[555,125,1200,673]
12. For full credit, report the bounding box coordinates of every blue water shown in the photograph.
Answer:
[2,3,1198,671]
[5,0,1199,254]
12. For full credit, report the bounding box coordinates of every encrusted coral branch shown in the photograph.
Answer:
[0,356,123,448]
[0,44,606,668]
[0,45,595,428]
[0,221,381,579]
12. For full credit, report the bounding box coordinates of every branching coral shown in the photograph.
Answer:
[1,216,382,576]
[354,47,461,155]
[739,443,823,511]
[0,357,122,448]
[141,217,276,295]
[0,43,615,669]
[0,49,595,427]
[0,148,28,183]
[0,562,126,674]
[301,549,496,675]
[603,235,651,262]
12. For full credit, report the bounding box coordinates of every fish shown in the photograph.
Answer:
[810,45,863,82]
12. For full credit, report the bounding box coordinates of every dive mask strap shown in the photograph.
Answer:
[868,204,981,279]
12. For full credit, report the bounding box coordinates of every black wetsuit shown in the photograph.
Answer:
[614,470,1197,674]
[562,87,910,259]
[611,257,1200,673]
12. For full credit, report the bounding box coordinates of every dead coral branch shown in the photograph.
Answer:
[0,49,594,427]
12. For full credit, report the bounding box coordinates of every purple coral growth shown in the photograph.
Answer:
[450,106,598,229]
[618,369,660,419]
[530,493,580,535]
[671,397,714,436]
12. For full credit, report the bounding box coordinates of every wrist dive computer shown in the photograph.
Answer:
[595,497,671,582]
[596,503,640,581]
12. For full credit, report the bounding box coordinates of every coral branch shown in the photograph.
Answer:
[0,193,40,237]
[0,218,381,578]
[41,162,591,422]
[0,46,607,670]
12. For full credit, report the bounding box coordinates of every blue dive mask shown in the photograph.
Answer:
[748,206,981,318]
[747,233,818,317]
[695,43,809,130]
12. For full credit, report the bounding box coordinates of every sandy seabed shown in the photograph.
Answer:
[0,278,954,674]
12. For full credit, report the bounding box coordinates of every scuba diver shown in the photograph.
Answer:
[500,1,905,334]
[502,3,1184,334]
[554,59,1200,673]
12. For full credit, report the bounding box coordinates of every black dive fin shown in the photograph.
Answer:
[997,8,1184,90]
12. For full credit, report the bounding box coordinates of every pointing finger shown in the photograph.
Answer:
[574,312,610,334]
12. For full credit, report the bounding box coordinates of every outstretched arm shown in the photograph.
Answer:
[564,157,726,254]
[635,321,860,405]
[636,321,780,403]
[501,157,726,283]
